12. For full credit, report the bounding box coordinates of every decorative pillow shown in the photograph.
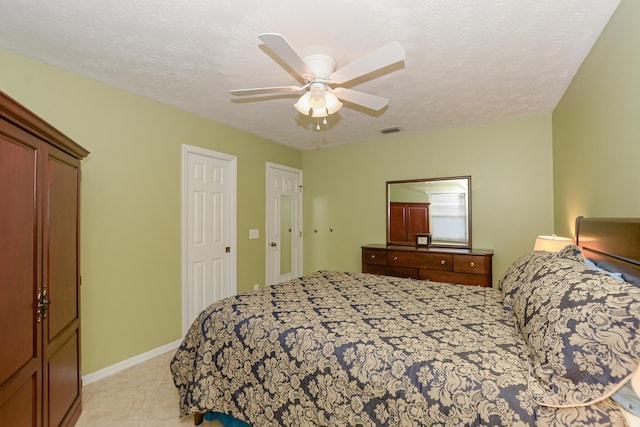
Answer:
[510,245,640,407]
[584,258,624,281]
[499,249,556,311]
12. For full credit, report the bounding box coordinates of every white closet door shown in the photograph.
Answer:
[182,145,236,335]
[266,163,303,286]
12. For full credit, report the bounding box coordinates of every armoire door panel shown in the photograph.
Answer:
[406,205,429,240]
[47,331,80,427]
[0,136,39,386]
[42,147,82,427]
[46,153,80,341]
[0,372,38,427]
[389,204,406,242]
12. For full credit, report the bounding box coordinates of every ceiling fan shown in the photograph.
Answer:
[230,33,406,121]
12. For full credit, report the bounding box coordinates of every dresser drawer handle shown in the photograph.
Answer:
[370,254,376,259]
[393,256,398,261]
[470,262,475,267]
[440,259,446,265]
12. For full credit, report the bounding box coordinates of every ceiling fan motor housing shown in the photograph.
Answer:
[303,54,337,81]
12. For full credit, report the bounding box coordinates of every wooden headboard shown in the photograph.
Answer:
[575,216,640,285]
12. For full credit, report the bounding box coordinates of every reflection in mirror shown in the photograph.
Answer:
[280,195,292,275]
[387,176,471,248]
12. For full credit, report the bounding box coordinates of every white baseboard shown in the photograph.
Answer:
[82,339,182,386]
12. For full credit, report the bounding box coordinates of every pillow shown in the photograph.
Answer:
[552,243,586,263]
[584,258,624,281]
[510,245,640,407]
[572,247,639,286]
[498,249,556,310]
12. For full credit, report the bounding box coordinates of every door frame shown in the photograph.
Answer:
[181,144,237,335]
[266,162,303,286]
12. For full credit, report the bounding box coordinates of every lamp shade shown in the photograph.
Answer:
[533,234,572,252]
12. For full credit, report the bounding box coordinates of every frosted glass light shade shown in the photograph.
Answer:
[311,108,327,118]
[325,92,343,114]
[294,92,311,115]
[533,234,572,252]
[309,86,326,109]
[294,87,342,117]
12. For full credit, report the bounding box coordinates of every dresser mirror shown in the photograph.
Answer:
[387,176,471,248]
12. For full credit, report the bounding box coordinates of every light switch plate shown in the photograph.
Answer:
[249,229,259,239]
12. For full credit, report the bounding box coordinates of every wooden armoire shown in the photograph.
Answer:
[388,202,430,245]
[0,91,89,426]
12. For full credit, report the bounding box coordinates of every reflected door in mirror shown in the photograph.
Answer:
[389,202,430,245]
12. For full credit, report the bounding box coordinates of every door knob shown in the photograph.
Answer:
[270,242,277,247]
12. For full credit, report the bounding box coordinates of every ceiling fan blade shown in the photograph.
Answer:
[258,33,313,79]
[330,42,405,85]
[230,85,305,96]
[332,87,389,111]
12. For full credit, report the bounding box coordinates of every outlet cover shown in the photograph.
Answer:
[249,229,259,239]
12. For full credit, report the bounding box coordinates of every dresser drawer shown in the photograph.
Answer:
[420,270,491,287]
[362,248,387,265]
[426,253,454,271]
[363,264,419,279]
[385,266,420,279]
[387,250,424,268]
[388,251,453,271]
[387,251,453,271]
[453,254,491,275]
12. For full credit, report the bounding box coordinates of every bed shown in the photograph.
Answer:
[171,217,640,426]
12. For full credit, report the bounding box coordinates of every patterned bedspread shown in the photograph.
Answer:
[170,270,628,426]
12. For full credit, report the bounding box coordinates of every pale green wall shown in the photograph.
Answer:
[302,115,555,285]
[0,48,302,375]
[2,0,628,378]
[552,0,640,235]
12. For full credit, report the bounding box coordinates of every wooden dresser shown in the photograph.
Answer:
[362,244,493,287]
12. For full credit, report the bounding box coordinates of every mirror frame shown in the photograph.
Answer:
[386,176,472,249]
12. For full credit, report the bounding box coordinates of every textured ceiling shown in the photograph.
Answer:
[0,0,620,150]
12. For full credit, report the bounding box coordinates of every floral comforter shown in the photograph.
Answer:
[170,270,628,426]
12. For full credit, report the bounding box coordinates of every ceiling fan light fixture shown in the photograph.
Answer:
[295,85,342,117]
[325,92,343,115]
[311,107,328,118]
[309,85,326,110]
[294,92,311,115]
